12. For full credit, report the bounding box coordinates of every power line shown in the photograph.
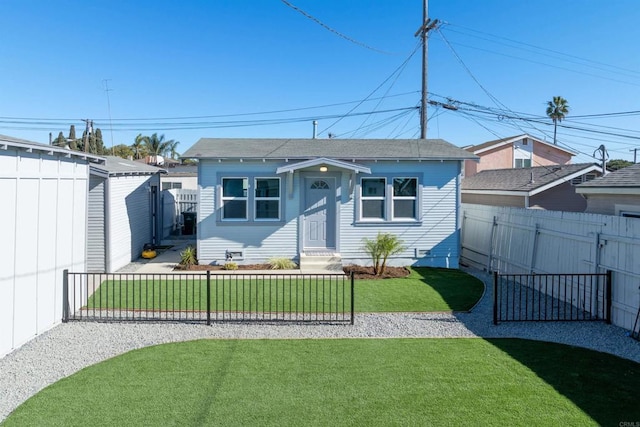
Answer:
[280,0,396,55]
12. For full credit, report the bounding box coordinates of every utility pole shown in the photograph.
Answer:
[81,119,93,153]
[415,0,439,139]
[103,79,115,155]
[630,148,638,163]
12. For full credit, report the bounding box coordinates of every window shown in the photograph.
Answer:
[361,178,386,220]
[359,176,419,222]
[162,182,183,190]
[255,178,280,220]
[221,178,248,220]
[392,178,417,219]
[515,159,531,168]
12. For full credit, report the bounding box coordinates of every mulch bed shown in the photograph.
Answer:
[176,264,410,279]
[342,265,411,280]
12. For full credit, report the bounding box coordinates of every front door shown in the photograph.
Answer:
[303,178,335,250]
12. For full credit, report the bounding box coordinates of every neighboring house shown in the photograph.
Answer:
[0,134,103,357]
[182,138,477,268]
[88,156,165,272]
[576,163,640,217]
[462,163,602,211]
[463,134,575,178]
[161,164,198,190]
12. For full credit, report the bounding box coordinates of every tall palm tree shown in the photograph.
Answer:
[166,140,181,160]
[546,96,570,145]
[144,133,175,157]
[132,133,147,160]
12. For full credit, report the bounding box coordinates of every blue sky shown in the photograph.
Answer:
[1,0,639,162]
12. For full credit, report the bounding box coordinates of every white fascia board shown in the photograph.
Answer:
[276,157,371,174]
[528,165,603,196]
[462,189,528,197]
[576,187,640,196]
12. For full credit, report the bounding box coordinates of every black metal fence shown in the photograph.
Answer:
[493,271,611,325]
[63,270,354,324]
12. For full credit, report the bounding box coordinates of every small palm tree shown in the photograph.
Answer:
[546,96,570,145]
[362,232,406,276]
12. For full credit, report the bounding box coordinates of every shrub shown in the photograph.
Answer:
[361,233,406,276]
[223,262,238,270]
[179,246,198,268]
[268,257,297,270]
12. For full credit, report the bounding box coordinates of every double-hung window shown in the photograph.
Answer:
[221,178,248,220]
[361,178,386,220]
[392,178,417,219]
[255,178,280,220]
[360,176,419,222]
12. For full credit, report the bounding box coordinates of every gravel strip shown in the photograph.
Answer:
[1,268,638,422]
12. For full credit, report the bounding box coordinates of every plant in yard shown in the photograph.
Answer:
[179,246,198,268]
[268,257,297,270]
[361,232,406,276]
[223,262,238,270]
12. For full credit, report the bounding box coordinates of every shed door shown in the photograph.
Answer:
[303,178,335,249]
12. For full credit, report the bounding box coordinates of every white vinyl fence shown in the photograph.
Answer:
[162,189,197,239]
[461,204,640,331]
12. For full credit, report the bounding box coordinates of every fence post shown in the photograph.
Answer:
[206,271,211,325]
[62,269,69,323]
[605,270,612,324]
[493,271,499,325]
[350,272,355,325]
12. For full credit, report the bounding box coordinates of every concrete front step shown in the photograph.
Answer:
[299,253,343,273]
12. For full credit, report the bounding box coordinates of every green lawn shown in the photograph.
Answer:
[84,267,483,313]
[4,339,638,426]
[355,267,483,312]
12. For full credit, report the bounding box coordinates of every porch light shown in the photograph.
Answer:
[319,166,328,172]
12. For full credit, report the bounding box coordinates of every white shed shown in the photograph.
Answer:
[0,135,103,357]
[88,156,164,272]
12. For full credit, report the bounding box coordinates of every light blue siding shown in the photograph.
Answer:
[197,159,462,268]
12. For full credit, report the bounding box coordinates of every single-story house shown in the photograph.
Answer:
[0,134,103,357]
[161,164,198,190]
[88,156,165,272]
[462,163,602,211]
[576,163,640,217]
[182,138,477,269]
[463,134,576,178]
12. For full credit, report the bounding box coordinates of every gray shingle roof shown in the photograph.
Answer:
[465,134,576,156]
[462,163,600,192]
[576,163,640,188]
[92,156,165,175]
[182,138,477,161]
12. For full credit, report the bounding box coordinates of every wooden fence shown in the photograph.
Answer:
[461,204,640,331]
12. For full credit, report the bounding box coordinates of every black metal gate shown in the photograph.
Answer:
[493,271,611,325]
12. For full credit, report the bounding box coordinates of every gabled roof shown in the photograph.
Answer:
[462,163,602,196]
[576,163,640,193]
[0,134,104,163]
[464,134,576,156]
[182,138,477,161]
[91,156,166,176]
[276,157,371,174]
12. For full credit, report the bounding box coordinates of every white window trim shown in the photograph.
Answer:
[254,177,281,221]
[392,177,418,221]
[221,177,248,221]
[360,177,387,221]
